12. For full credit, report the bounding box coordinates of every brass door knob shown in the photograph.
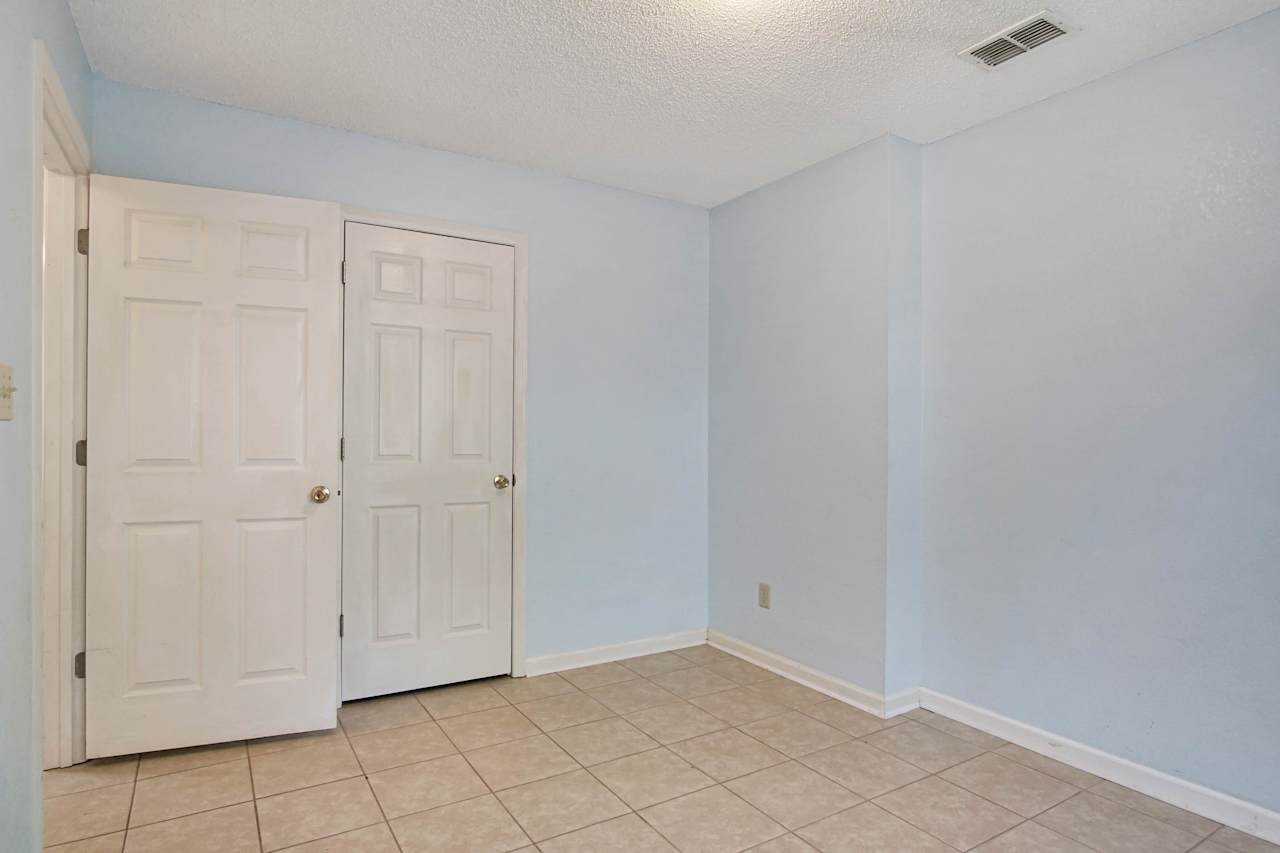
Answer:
[493,474,510,490]
[310,485,332,504]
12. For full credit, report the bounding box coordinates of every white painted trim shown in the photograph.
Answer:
[33,40,91,772]
[339,205,529,678]
[707,630,889,717]
[526,629,708,676]
[919,689,1280,845]
[884,688,922,718]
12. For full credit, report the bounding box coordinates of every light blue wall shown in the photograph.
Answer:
[1,1,93,847]
[709,136,905,691]
[922,11,1280,811]
[90,79,710,661]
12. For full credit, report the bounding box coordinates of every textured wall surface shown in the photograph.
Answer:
[0,2,92,847]
[709,136,894,690]
[91,79,710,664]
[922,10,1280,811]
[69,0,1280,205]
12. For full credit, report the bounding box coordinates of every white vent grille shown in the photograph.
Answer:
[962,11,1071,68]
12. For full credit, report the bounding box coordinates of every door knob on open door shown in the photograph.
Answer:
[310,485,332,504]
[493,474,510,490]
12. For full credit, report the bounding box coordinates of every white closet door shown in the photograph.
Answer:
[342,222,515,700]
[86,175,342,757]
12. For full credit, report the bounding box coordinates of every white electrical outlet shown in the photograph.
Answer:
[0,364,15,421]
[758,582,771,609]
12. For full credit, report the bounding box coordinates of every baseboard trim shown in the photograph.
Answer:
[707,630,890,717]
[525,629,708,676]
[919,689,1280,845]
[884,688,922,718]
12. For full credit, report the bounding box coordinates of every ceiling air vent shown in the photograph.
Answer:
[962,11,1071,68]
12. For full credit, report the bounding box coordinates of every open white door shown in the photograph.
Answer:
[86,176,342,757]
[342,222,515,700]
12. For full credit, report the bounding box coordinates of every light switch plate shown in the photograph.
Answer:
[0,364,14,421]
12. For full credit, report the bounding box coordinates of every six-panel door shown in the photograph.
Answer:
[341,222,516,700]
[85,176,342,756]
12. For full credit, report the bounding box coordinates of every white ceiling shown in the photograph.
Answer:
[71,0,1280,207]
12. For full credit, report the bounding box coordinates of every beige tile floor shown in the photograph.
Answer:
[42,644,1278,853]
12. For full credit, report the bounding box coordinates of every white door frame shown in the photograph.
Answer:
[341,206,529,679]
[33,40,92,768]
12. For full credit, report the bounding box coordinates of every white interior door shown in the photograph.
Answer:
[342,222,515,700]
[86,175,342,757]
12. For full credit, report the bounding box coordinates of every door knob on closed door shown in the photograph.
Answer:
[310,485,332,504]
[493,474,510,490]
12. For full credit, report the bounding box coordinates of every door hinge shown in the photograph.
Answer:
[340,260,346,285]
[74,651,85,678]
[338,614,344,638]
[74,439,87,466]
[339,437,345,461]
[77,228,89,255]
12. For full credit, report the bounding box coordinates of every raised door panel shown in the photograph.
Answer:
[371,506,421,644]
[238,519,308,682]
[126,299,202,469]
[236,307,307,467]
[124,522,202,696]
[373,325,422,462]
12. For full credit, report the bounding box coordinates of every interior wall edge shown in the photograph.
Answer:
[525,628,709,676]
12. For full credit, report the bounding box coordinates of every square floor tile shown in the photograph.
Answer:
[691,688,791,726]
[669,728,787,781]
[416,681,508,719]
[673,645,733,666]
[621,651,699,677]
[549,716,660,766]
[798,740,927,799]
[706,659,777,686]
[464,734,579,790]
[43,756,138,799]
[559,662,639,690]
[1090,780,1219,838]
[248,727,346,759]
[129,759,252,827]
[1206,826,1280,853]
[492,673,576,704]
[875,776,1022,850]
[349,720,456,773]
[539,813,677,852]
[727,761,861,830]
[43,783,133,847]
[908,710,1007,750]
[121,802,259,853]
[640,786,785,853]
[797,802,953,853]
[649,667,738,699]
[863,721,985,772]
[747,678,830,710]
[391,794,529,853]
[256,776,382,851]
[437,706,539,751]
[136,741,246,780]
[46,832,125,852]
[368,753,488,818]
[1037,792,1203,853]
[626,702,728,744]
[591,747,714,809]
[973,821,1096,852]
[497,769,629,841]
[805,701,893,737]
[995,745,1101,789]
[517,691,612,731]
[589,679,683,715]
[279,822,400,852]
[749,836,819,852]
[251,738,362,797]
[941,752,1079,818]
[740,711,850,757]
[338,694,430,736]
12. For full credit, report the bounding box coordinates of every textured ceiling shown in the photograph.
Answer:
[70,0,1280,206]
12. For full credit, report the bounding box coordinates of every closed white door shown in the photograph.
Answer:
[342,222,515,700]
[86,176,342,757]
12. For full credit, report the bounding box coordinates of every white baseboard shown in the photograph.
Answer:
[525,629,708,676]
[920,689,1280,845]
[884,688,922,718]
[707,630,890,717]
